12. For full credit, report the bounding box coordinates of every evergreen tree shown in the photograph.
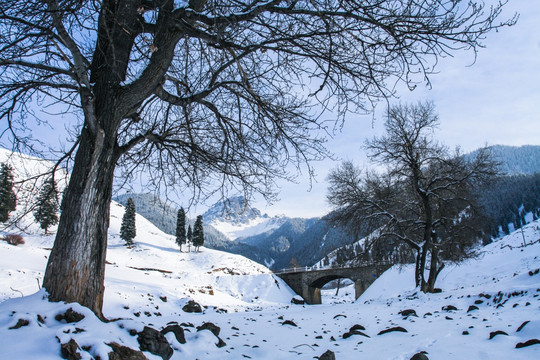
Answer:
[186,224,193,252]
[120,198,136,247]
[0,163,16,223]
[175,207,186,251]
[192,215,204,252]
[33,177,59,234]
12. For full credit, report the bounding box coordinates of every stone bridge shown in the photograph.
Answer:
[275,263,392,304]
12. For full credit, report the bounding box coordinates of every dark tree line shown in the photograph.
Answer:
[475,173,540,238]
[0,0,513,317]
[0,163,16,223]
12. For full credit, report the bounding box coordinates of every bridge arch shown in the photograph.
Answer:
[309,275,355,304]
[276,263,392,305]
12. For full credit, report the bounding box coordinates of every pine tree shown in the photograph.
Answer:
[33,177,59,234]
[120,197,136,247]
[186,224,193,252]
[192,215,204,252]
[0,163,16,223]
[175,207,186,251]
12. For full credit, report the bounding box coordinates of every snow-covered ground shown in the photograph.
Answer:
[1,149,539,359]
[1,210,539,359]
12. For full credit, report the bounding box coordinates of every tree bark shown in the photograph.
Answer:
[42,125,117,319]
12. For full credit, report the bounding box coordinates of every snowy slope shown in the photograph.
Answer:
[1,219,539,359]
[1,148,540,359]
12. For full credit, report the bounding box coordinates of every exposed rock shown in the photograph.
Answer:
[462,330,469,335]
[319,349,336,360]
[333,314,347,319]
[291,296,305,305]
[349,324,366,331]
[343,330,370,339]
[399,309,417,318]
[467,305,479,312]
[60,339,82,360]
[377,326,408,335]
[161,324,186,344]
[107,342,148,360]
[489,330,509,339]
[516,320,530,332]
[216,337,227,348]
[410,351,429,360]
[442,305,457,311]
[9,318,29,329]
[182,300,202,313]
[56,308,85,323]
[137,326,173,360]
[197,322,221,337]
[281,320,297,327]
[515,339,540,348]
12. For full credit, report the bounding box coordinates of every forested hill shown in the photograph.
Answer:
[467,145,540,175]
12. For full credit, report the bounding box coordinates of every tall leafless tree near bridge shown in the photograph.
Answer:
[0,0,514,317]
[326,102,499,292]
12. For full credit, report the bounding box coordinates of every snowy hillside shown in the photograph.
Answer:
[1,148,540,359]
[1,217,539,359]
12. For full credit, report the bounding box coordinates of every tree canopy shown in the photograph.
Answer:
[327,102,498,292]
[0,0,514,316]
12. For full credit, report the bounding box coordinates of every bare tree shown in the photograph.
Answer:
[0,1,513,316]
[327,102,498,292]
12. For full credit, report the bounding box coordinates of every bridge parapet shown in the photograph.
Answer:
[275,262,393,304]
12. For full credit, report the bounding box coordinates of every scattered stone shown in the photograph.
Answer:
[330,336,336,342]
[182,300,202,313]
[423,312,432,318]
[37,314,45,324]
[349,324,366,331]
[489,330,509,340]
[333,314,347,319]
[9,318,30,329]
[281,320,297,327]
[432,288,442,293]
[315,335,323,339]
[60,339,82,360]
[343,330,370,339]
[442,305,457,311]
[161,324,186,344]
[216,337,227,348]
[291,296,305,305]
[197,322,221,337]
[467,305,479,313]
[445,316,453,320]
[410,351,429,360]
[515,339,540,348]
[399,309,418,318]
[107,342,148,360]
[516,320,530,332]
[474,300,483,304]
[319,349,336,360]
[137,326,173,360]
[159,296,167,302]
[462,330,469,335]
[378,326,408,335]
[56,308,85,323]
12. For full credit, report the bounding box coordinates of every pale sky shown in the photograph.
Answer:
[250,0,540,218]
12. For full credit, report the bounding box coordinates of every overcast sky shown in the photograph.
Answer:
[243,0,540,219]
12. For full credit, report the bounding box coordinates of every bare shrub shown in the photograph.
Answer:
[4,234,25,246]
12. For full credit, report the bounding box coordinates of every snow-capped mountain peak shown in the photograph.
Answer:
[203,196,286,240]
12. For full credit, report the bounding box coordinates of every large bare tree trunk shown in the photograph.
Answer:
[42,125,117,319]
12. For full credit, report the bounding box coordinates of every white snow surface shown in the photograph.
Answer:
[1,149,540,359]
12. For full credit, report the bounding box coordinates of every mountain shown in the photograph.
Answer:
[466,144,540,175]
[203,196,287,240]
